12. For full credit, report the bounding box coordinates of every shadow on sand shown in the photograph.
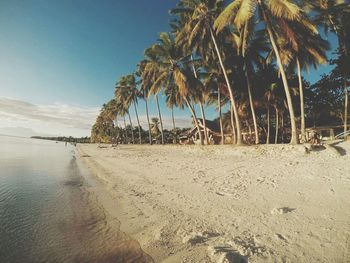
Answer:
[310,145,327,152]
[213,245,248,263]
[328,141,347,156]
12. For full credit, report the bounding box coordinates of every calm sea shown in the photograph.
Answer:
[0,136,152,263]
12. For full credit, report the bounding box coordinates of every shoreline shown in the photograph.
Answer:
[74,148,154,262]
[77,142,350,262]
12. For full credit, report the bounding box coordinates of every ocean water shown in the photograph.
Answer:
[0,136,152,263]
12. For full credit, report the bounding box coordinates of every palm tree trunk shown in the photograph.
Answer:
[123,115,128,144]
[245,61,259,144]
[344,79,348,141]
[230,103,236,144]
[191,54,198,78]
[210,27,242,144]
[297,58,306,143]
[281,112,285,143]
[191,55,209,144]
[199,103,209,145]
[184,97,204,145]
[127,111,134,144]
[266,107,270,144]
[134,102,142,144]
[330,17,348,140]
[218,87,224,145]
[171,106,177,144]
[155,94,164,144]
[145,96,152,145]
[275,107,279,144]
[248,121,252,142]
[258,0,298,145]
[114,115,119,143]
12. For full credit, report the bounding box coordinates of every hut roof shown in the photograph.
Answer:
[196,118,220,133]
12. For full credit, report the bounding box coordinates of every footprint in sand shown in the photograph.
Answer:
[271,207,296,215]
[275,233,289,243]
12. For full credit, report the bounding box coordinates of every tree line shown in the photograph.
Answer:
[31,136,91,143]
[91,0,350,145]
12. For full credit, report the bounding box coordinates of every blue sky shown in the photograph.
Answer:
[0,0,178,106]
[0,0,338,136]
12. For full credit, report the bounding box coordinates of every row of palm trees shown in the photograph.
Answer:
[92,0,350,145]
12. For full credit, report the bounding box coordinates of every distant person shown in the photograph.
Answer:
[65,141,67,147]
[311,131,320,146]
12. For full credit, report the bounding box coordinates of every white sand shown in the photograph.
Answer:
[77,141,350,263]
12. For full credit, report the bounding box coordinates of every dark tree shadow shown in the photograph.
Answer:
[213,246,248,263]
[310,145,327,152]
[329,141,347,156]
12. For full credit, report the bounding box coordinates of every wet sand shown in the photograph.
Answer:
[60,155,153,263]
[78,141,350,263]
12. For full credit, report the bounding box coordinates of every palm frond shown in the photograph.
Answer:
[173,68,188,97]
[214,0,242,32]
[268,0,301,21]
[234,0,256,29]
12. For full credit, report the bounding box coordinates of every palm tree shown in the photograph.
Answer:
[127,74,143,144]
[255,64,280,144]
[142,46,166,144]
[171,11,210,145]
[215,0,318,144]
[150,117,161,143]
[273,19,329,142]
[231,26,270,144]
[150,32,205,145]
[310,0,350,138]
[115,77,137,144]
[173,0,243,144]
[203,53,228,144]
[92,99,120,143]
[193,71,211,145]
[263,83,281,144]
[164,78,182,144]
[137,61,153,144]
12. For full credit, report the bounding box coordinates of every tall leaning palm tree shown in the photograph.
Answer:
[152,32,205,145]
[142,46,165,144]
[171,14,210,145]
[215,0,318,144]
[173,0,243,144]
[170,15,207,145]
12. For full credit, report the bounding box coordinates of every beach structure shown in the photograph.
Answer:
[179,119,232,145]
[179,118,262,145]
[305,124,350,141]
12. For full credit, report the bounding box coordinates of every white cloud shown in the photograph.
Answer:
[0,97,194,137]
[0,97,99,137]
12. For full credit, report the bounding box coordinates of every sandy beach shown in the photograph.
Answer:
[77,142,350,263]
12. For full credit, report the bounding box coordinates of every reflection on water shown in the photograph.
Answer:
[0,136,152,263]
